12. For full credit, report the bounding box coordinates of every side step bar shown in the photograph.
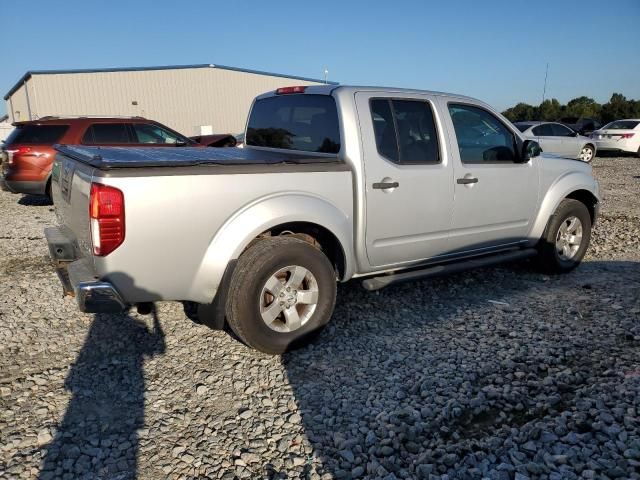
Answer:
[362,248,538,291]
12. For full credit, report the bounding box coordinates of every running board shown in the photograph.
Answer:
[361,248,538,291]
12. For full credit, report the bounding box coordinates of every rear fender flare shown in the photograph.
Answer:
[189,193,354,303]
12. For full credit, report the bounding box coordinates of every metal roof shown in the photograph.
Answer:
[3,63,337,100]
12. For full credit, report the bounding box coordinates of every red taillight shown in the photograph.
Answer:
[16,146,33,155]
[89,183,125,256]
[5,146,33,164]
[620,133,635,139]
[276,86,307,95]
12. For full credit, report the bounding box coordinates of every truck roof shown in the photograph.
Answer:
[257,84,481,105]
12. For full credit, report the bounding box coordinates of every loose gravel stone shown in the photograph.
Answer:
[1,156,639,479]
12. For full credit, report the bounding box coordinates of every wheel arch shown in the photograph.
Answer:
[529,174,600,243]
[188,193,354,303]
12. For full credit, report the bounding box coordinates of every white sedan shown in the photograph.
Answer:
[591,119,640,157]
[514,121,596,162]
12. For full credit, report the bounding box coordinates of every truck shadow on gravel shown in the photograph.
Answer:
[282,260,640,479]
[17,194,53,207]
[38,308,165,480]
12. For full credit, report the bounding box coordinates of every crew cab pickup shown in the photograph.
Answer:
[45,85,600,354]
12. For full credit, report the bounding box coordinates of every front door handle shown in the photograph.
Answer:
[372,181,399,189]
[456,177,478,185]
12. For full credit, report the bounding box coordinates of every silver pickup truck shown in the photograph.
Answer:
[45,85,599,354]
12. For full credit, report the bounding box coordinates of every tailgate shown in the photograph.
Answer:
[51,152,95,259]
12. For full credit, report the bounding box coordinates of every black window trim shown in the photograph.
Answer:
[447,101,523,165]
[368,96,442,166]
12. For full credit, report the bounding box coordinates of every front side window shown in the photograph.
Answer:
[132,123,186,144]
[448,104,516,163]
[370,98,440,164]
[82,123,130,144]
[246,94,340,153]
[550,123,574,137]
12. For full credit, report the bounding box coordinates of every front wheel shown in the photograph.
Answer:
[579,144,595,163]
[225,236,337,354]
[536,199,592,273]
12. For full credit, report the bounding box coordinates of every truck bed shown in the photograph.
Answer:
[54,145,341,169]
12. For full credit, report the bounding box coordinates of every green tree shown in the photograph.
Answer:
[600,93,631,124]
[502,102,537,122]
[565,96,601,119]
[538,98,562,121]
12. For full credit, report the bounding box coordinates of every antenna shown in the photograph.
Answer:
[541,62,549,104]
[323,67,329,84]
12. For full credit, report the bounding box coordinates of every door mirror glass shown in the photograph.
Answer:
[522,140,542,161]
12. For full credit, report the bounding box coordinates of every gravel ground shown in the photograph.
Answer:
[0,156,639,480]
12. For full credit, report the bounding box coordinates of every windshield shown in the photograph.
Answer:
[246,94,341,153]
[514,124,530,133]
[604,120,639,130]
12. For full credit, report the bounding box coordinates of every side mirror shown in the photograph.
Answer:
[522,140,542,161]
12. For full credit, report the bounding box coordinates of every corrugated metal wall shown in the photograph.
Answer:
[8,83,30,123]
[10,67,321,135]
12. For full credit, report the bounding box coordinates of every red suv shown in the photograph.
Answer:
[1,117,200,198]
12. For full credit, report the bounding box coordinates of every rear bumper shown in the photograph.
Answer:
[3,179,47,195]
[593,140,637,153]
[45,227,127,313]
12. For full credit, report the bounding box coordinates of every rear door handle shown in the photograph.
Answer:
[372,181,399,189]
[456,177,478,185]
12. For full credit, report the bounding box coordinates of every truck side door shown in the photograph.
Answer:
[355,92,454,268]
[440,100,539,252]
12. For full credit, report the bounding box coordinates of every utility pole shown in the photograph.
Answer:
[541,62,549,104]
[323,67,329,84]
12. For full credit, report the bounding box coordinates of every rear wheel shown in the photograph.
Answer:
[225,236,337,354]
[579,144,595,163]
[536,199,592,273]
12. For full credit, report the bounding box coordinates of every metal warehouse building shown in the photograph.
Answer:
[3,64,332,135]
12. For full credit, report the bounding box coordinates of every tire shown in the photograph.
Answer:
[536,199,592,273]
[45,179,53,202]
[225,236,337,354]
[579,144,595,163]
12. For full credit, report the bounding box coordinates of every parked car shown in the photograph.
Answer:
[45,85,599,354]
[514,121,596,162]
[590,119,640,157]
[190,134,237,147]
[557,117,601,136]
[0,116,198,198]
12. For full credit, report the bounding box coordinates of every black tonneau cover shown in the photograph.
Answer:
[53,145,341,169]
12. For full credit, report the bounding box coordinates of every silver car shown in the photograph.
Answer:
[514,121,596,162]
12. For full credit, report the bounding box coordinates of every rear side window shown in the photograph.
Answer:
[605,120,639,130]
[532,124,553,136]
[370,98,440,164]
[82,124,130,144]
[246,94,340,153]
[5,124,69,145]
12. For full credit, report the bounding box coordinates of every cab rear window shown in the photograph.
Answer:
[246,94,340,153]
[5,124,69,145]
